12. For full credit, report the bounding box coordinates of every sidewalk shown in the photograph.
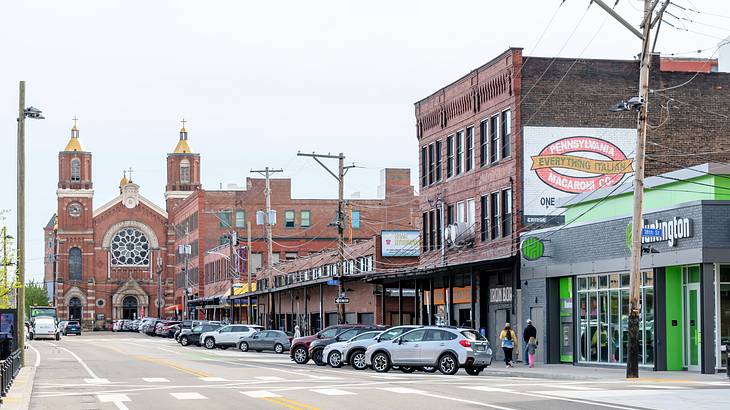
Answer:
[485,362,730,382]
[1,347,37,410]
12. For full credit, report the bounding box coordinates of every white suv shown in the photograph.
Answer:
[201,325,258,349]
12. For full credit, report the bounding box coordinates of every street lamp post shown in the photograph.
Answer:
[16,80,44,365]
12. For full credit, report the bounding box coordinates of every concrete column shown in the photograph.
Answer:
[700,263,716,374]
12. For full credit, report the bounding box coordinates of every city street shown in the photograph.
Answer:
[24,333,730,410]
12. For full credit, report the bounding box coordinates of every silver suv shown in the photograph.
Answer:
[365,327,492,375]
[344,326,420,370]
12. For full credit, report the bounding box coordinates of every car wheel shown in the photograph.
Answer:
[180,336,189,346]
[371,352,391,373]
[437,353,459,375]
[351,351,367,370]
[239,342,249,352]
[400,366,416,373]
[421,366,437,373]
[204,337,216,349]
[465,366,484,376]
[328,351,342,368]
[55,334,60,341]
[293,346,309,364]
[274,344,284,354]
[312,349,325,366]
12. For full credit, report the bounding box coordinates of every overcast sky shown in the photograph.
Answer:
[1,0,728,282]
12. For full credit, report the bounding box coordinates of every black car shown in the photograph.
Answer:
[176,320,221,342]
[63,320,82,336]
[309,325,385,366]
[179,323,223,346]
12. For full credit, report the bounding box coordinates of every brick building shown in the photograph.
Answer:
[407,47,730,353]
[243,235,418,335]
[169,163,419,321]
[45,121,179,329]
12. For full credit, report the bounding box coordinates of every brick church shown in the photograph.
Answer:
[44,120,200,329]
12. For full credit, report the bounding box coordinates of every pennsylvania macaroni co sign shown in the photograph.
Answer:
[531,136,633,193]
[523,127,636,226]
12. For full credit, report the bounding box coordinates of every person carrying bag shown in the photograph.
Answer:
[499,323,518,368]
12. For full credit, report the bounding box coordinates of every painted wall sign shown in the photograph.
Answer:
[381,230,420,257]
[489,287,512,304]
[523,127,636,226]
[521,237,545,261]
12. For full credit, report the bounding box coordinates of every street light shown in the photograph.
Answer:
[16,81,44,366]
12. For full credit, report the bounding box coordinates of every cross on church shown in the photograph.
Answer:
[127,167,134,182]
[180,118,187,129]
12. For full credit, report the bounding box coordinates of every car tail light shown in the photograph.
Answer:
[459,340,472,348]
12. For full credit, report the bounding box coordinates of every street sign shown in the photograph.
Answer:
[334,297,350,304]
[641,228,663,237]
[327,279,340,286]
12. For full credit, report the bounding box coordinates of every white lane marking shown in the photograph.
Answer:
[415,392,516,410]
[632,384,687,389]
[28,343,41,367]
[97,393,130,410]
[199,376,227,382]
[255,376,285,381]
[85,378,111,384]
[378,387,425,394]
[459,386,513,392]
[241,390,282,398]
[311,388,356,396]
[142,378,169,383]
[508,391,641,410]
[157,347,181,355]
[170,392,207,400]
[59,347,100,380]
[544,385,599,391]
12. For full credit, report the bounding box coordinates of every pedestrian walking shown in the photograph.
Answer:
[523,318,536,365]
[527,336,538,368]
[293,323,301,339]
[499,323,517,368]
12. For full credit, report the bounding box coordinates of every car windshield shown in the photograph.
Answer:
[461,330,487,341]
[318,327,340,338]
[380,327,413,341]
[350,331,379,342]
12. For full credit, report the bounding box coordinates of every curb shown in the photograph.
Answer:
[484,367,601,380]
[1,366,36,410]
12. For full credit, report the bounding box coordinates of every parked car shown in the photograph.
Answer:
[166,324,181,338]
[365,327,492,375]
[145,319,163,336]
[177,321,221,343]
[131,319,141,331]
[138,317,157,334]
[155,321,177,337]
[62,320,82,336]
[201,324,259,350]
[238,330,291,354]
[123,320,135,332]
[33,316,60,341]
[324,330,382,368]
[341,326,420,370]
[180,323,224,346]
[58,320,68,334]
[309,325,385,366]
[290,324,364,365]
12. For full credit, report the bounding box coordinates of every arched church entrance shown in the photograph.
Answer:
[122,296,138,320]
[68,297,82,320]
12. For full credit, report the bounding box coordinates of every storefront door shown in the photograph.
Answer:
[684,283,701,371]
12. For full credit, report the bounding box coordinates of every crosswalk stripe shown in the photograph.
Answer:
[241,390,282,398]
[142,377,169,383]
[199,376,227,382]
[632,384,687,389]
[459,386,513,393]
[255,376,286,381]
[170,392,207,400]
[378,387,424,394]
[548,385,599,391]
[311,388,356,396]
[85,378,111,384]
[97,394,130,402]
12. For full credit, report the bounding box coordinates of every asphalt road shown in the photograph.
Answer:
[25,332,730,410]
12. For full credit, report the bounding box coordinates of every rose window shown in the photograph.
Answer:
[110,228,150,266]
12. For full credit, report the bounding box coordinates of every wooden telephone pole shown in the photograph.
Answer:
[593,0,667,378]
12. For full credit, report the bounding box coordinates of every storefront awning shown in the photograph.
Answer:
[164,304,183,312]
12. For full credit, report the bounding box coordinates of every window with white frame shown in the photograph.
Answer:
[465,126,474,172]
[70,158,81,182]
[490,114,499,163]
[467,198,476,228]
[447,135,454,178]
[457,201,465,223]
[456,130,464,175]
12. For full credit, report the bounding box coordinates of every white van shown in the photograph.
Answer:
[33,316,60,341]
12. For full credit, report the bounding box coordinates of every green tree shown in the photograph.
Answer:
[25,281,50,313]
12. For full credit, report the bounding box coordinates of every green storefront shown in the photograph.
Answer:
[521,164,730,374]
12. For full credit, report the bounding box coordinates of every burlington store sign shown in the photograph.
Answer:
[640,216,693,247]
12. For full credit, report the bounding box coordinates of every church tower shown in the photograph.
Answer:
[165,120,201,214]
[56,118,94,310]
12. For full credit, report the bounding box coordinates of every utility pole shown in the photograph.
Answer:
[16,81,26,365]
[251,167,283,329]
[594,0,665,379]
[228,231,237,323]
[246,221,252,324]
[156,256,163,318]
[297,152,355,324]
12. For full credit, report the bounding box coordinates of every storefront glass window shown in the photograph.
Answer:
[719,265,730,369]
[577,271,653,366]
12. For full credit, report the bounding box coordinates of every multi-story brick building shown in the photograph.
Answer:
[408,48,730,354]
[169,164,419,321]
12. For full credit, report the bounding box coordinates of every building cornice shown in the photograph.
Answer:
[57,189,94,198]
